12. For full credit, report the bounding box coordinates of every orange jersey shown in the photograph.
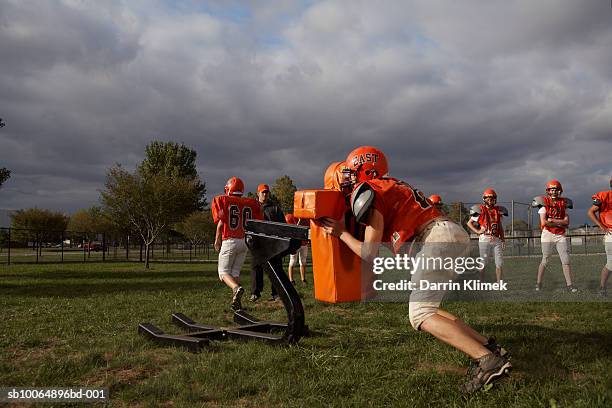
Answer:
[592,190,612,229]
[541,196,568,235]
[477,205,504,238]
[211,195,263,240]
[367,177,442,253]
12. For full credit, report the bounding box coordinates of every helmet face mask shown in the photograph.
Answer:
[482,188,497,207]
[341,167,356,194]
[546,180,562,198]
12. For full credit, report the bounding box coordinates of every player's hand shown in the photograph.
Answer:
[214,239,221,252]
[320,217,346,237]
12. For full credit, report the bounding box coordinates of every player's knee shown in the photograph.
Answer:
[606,260,612,271]
[409,303,438,331]
[559,252,571,265]
[540,255,550,267]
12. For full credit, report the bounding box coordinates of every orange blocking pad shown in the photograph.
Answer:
[309,220,365,303]
[293,190,346,220]
[293,189,365,303]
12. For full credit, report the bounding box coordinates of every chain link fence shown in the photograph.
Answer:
[0,228,216,265]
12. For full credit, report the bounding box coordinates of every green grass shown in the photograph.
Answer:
[1,256,611,407]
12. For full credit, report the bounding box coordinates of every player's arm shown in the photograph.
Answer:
[553,214,569,227]
[214,221,223,252]
[466,218,484,235]
[539,210,552,228]
[587,204,606,231]
[320,209,384,263]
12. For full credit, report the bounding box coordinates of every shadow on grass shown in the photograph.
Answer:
[481,323,612,377]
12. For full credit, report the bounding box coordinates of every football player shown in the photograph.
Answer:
[428,194,445,213]
[212,177,263,311]
[532,180,576,292]
[249,183,286,302]
[320,146,511,393]
[467,189,507,283]
[286,213,309,285]
[587,178,612,296]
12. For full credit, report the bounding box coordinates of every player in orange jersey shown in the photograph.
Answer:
[428,194,445,214]
[467,189,508,283]
[532,180,576,292]
[587,178,612,296]
[321,146,511,393]
[212,177,263,311]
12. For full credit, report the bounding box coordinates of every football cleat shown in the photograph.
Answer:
[462,353,512,394]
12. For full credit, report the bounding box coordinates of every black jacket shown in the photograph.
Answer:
[261,201,285,223]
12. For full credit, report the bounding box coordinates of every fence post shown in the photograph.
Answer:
[102,232,106,262]
[36,231,39,263]
[7,227,11,265]
[61,231,64,263]
[126,234,130,261]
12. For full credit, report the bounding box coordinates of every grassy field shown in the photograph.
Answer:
[1,255,611,407]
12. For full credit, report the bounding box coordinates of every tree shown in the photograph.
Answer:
[101,165,197,268]
[138,141,207,210]
[447,202,469,230]
[272,175,297,213]
[10,208,69,248]
[0,167,10,189]
[175,211,216,248]
[68,206,112,238]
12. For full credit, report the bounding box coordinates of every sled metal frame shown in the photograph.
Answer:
[138,220,309,351]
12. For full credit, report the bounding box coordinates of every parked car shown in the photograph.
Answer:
[82,242,103,251]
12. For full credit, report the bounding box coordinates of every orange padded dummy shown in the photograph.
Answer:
[293,189,365,303]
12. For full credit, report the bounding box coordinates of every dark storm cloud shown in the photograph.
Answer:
[0,0,610,224]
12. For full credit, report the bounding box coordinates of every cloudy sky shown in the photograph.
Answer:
[0,0,610,224]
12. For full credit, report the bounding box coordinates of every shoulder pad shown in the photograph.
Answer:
[564,198,573,209]
[469,205,482,217]
[497,206,509,216]
[592,196,602,207]
[350,182,375,224]
[532,195,546,208]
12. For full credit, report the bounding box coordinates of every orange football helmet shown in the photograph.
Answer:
[428,194,442,205]
[482,188,497,199]
[546,180,562,193]
[224,177,244,196]
[324,161,348,191]
[345,146,388,184]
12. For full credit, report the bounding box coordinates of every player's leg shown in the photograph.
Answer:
[478,237,490,282]
[218,238,245,310]
[299,246,308,283]
[228,239,248,309]
[435,309,487,344]
[288,253,297,284]
[411,220,511,393]
[556,236,575,291]
[493,239,504,283]
[419,311,490,358]
[601,235,612,295]
[537,230,554,290]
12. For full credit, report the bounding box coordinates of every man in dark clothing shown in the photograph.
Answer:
[249,183,286,301]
